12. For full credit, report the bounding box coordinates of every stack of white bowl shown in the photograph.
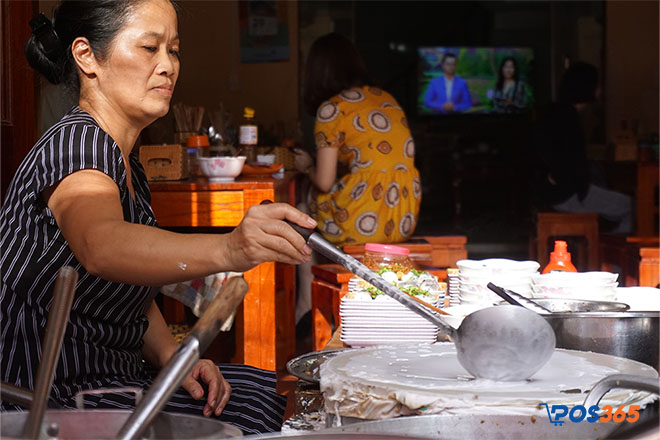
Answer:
[531,271,619,301]
[456,259,540,307]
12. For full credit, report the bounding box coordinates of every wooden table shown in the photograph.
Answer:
[149,173,297,370]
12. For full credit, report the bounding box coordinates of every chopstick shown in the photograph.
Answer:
[405,292,451,316]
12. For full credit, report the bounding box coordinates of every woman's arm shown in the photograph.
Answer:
[294,147,338,193]
[142,300,231,417]
[142,300,179,367]
[310,147,338,193]
[45,169,315,286]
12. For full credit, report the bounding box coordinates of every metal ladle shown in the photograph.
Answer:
[286,220,556,381]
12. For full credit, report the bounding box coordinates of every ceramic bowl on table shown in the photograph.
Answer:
[198,156,246,182]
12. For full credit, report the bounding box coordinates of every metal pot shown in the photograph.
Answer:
[543,311,659,369]
[0,410,242,439]
[319,413,621,440]
[532,298,630,312]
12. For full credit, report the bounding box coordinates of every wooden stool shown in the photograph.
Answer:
[311,264,353,351]
[537,213,599,271]
[637,163,659,236]
[600,235,660,286]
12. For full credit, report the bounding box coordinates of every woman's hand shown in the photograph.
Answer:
[181,359,231,417]
[293,149,315,173]
[223,202,316,271]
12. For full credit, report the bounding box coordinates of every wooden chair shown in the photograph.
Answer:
[536,213,599,271]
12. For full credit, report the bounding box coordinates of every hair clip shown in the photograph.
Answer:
[29,13,64,63]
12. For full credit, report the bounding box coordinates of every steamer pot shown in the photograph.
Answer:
[0,410,242,439]
[543,311,659,369]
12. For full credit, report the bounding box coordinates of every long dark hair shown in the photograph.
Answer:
[302,32,372,116]
[25,0,178,98]
[495,57,519,91]
[558,61,598,104]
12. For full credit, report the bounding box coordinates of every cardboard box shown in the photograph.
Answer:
[139,144,189,181]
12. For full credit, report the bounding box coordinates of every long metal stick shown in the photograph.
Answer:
[115,275,249,440]
[23,266,78,440]
[307,233,457,338]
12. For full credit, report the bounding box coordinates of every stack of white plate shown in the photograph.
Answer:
[340,296,439,347]
[446,268,461,306]
[531,271,619,301]
[456,259,539,307]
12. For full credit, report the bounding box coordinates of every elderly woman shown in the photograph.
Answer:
[1,0,315,434]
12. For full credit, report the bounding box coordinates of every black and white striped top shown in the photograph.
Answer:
[1,107,157,400]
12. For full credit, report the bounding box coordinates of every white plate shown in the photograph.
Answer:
[341,327,438,334]
[340,337,437,347]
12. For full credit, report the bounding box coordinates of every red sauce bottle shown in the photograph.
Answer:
[542,240,578,273]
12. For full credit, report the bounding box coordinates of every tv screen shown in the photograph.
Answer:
[417,46,534,115]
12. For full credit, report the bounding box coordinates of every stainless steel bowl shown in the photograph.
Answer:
[543,311,659,369]
[533,298,630,313]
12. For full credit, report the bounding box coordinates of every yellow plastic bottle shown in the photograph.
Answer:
[542,240,578,273]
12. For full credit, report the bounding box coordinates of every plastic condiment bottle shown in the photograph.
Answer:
[239,107,258,162]
[542,240,578,273]
[361,243,416,274]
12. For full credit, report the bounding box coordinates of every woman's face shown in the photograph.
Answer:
[502,60,515,80]
[93,0,180,124]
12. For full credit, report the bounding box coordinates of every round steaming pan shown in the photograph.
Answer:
[0,409,243,439]
[316,413,625,440]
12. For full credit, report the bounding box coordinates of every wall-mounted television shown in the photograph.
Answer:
[417,46,534,115]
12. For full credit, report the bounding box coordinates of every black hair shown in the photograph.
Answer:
[302,32,372,116]
[25,0,178,98]
[441,52,457,64]
[495,57,519,91]
[558,61,599,104]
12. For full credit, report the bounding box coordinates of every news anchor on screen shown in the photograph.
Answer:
[423,53,472,113]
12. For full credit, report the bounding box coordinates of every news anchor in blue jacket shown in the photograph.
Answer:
[424,53,472,113]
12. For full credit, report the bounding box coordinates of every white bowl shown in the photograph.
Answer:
[532,271,619,286]
[457,259,540,276]
[198,156,246,182]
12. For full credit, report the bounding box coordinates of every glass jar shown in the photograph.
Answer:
[186,135,210,177]
[361,243,415,274]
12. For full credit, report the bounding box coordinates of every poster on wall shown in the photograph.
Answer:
[239,0,290,63]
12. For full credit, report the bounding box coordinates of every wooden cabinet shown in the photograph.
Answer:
[149,174,297,370]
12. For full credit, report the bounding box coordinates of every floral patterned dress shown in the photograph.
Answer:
[311,86,421,246]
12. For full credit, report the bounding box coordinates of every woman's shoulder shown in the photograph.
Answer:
[332,86,401,109]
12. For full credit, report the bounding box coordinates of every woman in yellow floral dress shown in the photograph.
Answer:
[295,33,421,247]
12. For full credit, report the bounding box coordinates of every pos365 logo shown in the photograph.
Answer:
[540,403,641,426]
